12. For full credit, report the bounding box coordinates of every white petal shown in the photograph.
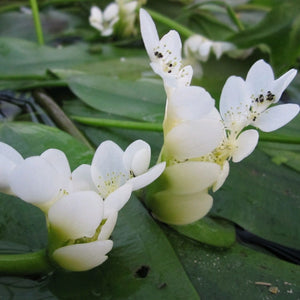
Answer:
[71,164,98,192]
[253,103,300,132]
[123,140,151,176]
[103,3,119,21]
[139,9,160,60]
[104,183,132,212]
[150,62,178,87]
[53,240,113,271]
[212,160,230,192]
[164,119,224,160]
[91,141,129,198]
[232,129,259,162]
[212,42,235,59]
[89,6,104,31]
[184,35,203,55]
[206,107,223,121]
[90,6,103,21]
[168,85,215,121]
[177,65,193,87]
[102,27,114,37]
[150,190,213,225]
[163,161,221,194]
[0,143,23,193]
[198,40,212,61]
[48,191,104,240]
[41,149,71,190]
[0,154,16,193]
[123,1,138,13]
[128,162,166,190]
[0,142,23,163]
[159,30,182,60]
[272,69,297,103]
[246,59,274,96]
[98,211,118,240]
[220,76,251,128]
[9,156,61,205]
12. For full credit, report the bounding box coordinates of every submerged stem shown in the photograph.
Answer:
[0,249,53,275]
[30,0,44,45]
[33,91,94,150]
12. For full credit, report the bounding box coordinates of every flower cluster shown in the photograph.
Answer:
[89,0,146,38]
[183,34,237,77]
[140,9,299,225]
[0,140,165,271]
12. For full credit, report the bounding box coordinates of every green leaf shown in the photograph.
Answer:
[229,1,300,73]
[57,56,152,80]
[0,9,81,42]
[170,216,236,248]
[0,122,93,170]
[0,277,56,299]
[212,148,300,249]
[165,228,300,299]
[261,146,300,172]
[259,115,300,172]
[66,75,165,122]
[0,194,47,249]
[0,37,97,77]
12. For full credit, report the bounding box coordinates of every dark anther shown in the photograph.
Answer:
[169,63,173,67]
[266,91,275,101]
[255,98,259,103]
[135,265,150,278]
[253,116,256,121]
[154,51,159,56]
[259,94,264,103]
[168,70,172,73]
[158,53,163,58]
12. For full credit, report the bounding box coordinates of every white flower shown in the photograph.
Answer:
[161,85,225,163]
[116,0,139,36]
[184,34,236,63]
[89,4,119,37]
[149,86,226,224]
[219,76,260,163]
[139,8,193,88]
[0,142,23,194]
[8,149,72,212]
[91,140,165,198]
[48,191,114,271]
[220,60,299,133]
[245,59,299,132]
[71,140,165,199]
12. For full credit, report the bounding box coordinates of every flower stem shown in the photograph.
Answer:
[146,8,195,38]
[72,116,163,132]
[30,0,44,45]
[0,249,53,275]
